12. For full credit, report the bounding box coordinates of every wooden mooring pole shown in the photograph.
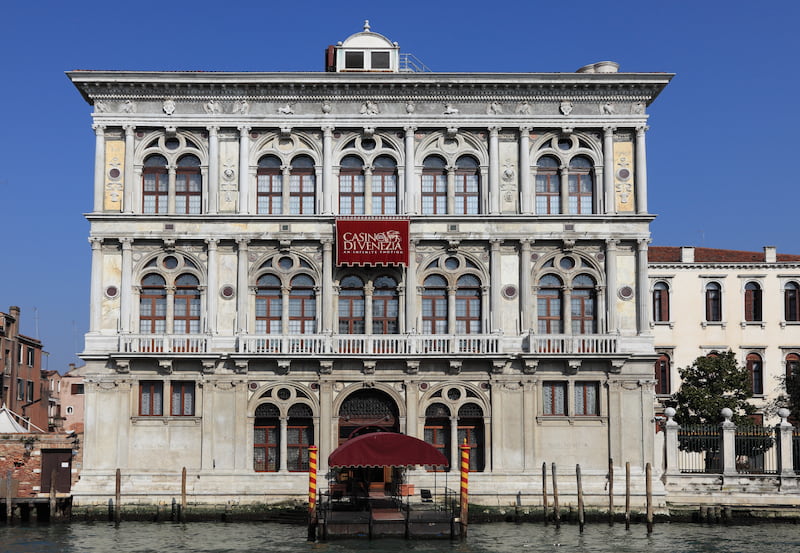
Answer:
[625,462,631,530]
[5,469,13,522]
[551,462,560,529]
[645,462,653,534]
[180,467,187,522]
[607,458,614,525]
[49,469,58,521]
[114,468,121,523]
[576,464,585,533]
[541,462,548,524]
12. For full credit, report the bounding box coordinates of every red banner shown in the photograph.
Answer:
[336,218,409,266]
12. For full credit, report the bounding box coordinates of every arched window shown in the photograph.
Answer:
[257,155,282,214]
[338,275,365,334]
[457,403,485,472]
[422,275,448,334]
[537,274,563,334]
[421,156,447,214]
[255,274,282,334]
[785,282,800,322]
[287,404,314,472]
[372,156,397,214]
[571,274,597,334]
[744,282,762,322]
[535,156,560,214]
[338,389,399,443]
[139,274,167,333]
[142,155,168,214]
[455,274,481,334]
[454,155,480,214]
[655,353,671,395]
[372,275,398,334]
[747,353,764,395]
[787,353,800,379]
[653,282,670,322]
[288,274,316,334]
[175,155,202,214]
[705,282,722,322]
[424,403,451,471]
[173,274,200,334]
[567,156,593,214]
[289,155,315,214]
[339,155,365,215]
[254,403,280,472]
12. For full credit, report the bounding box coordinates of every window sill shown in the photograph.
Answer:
[740,322,766,329]
[131,416,201,425]
[652,321,674,329]
[700,321,726,328]
[536,415,607,425]
[780,321,800,328]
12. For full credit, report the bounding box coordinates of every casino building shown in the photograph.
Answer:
[68,23,672,507]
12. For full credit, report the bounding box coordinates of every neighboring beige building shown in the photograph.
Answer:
[68,23,672,508]
[60,364,86,434]
[649,246,800,420]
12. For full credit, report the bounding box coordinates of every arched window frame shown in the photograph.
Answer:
[533,252,604,335]
[534,156,560,214]
[371,155,398,215]
[255,273,282,334]
[251,254,319,337]
[175,154,202,214]
[567,156,594,215]
[652,281,671,323]
[289,155,316,214]
[256,154,283,215]
[421,155,447,214]
[142,155,169,214]
[337,275,366,334]
[338,155,365,215]
[571,273,597,334]
[655,352,671,396]
[744,281,763,323]
[704,282,723,323]
[453,155,480,215]
[784,281,800,323]
[537,274,563,334]
[135,252,205,336]
[746,352,764,396]
[786,352,800,379]
[419,253,487,335]
[532,134,600,215]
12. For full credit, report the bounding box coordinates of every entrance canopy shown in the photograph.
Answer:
[328,432,448,468]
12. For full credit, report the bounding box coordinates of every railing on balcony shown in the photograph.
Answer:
[120,334,209,353]
[528,333,618,354]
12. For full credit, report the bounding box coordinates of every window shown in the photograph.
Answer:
[744,282,762,322]
[371,51,390,69]
[653,282,670,322]
[372,156,397,214]
[26,380,34,402]
[26,346,34,366]
[288,275,316,334]
[70,383,84,395]
[571,274,597,334]
[454,156,480,214]
[170,381,195,416]
[139,381,163,416]
[746,353,764,395]
[173,274,201,334]
[344,51,364,69]
[455,274,481,334]
[787,353,800,379]
[537,275,563,333]
[338,275,365,334]
[705,282,722,322]
[287,403,314,472]
[567,156,593,214]
[457,403,485,472]
[66,406,74,415]
[338,155,365,214]
[372,275,399,334]
[255,274,282,334]
[16,378,24,401]
[424,403,451,471]
[543,382,567,415]
[655,354,671,396]
[421,156,447,214]
[254,403,279,472]
[289,155,316,214]
[142,155,168,213]
[422,275,448,334]
[257,155,282,214]
[175,155,202,214]
[535,156,560,214]
[574,382,599,416]
[139,274,167,333]
[785,282,800,322]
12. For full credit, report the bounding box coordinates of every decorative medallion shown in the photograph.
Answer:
[105,285,119,299]
[618,286,634,300]
[559,101,573,116]
[162,99,175,115]
[501,284,518,300]
[220,285,235,299]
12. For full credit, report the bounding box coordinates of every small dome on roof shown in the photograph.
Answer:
[330,21,400,73]
[340,20,396,49]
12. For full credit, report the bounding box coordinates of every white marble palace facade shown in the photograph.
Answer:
[68,24,672,506]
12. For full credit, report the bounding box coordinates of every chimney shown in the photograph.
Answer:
[680,246,695,263]
[764,246,777,263]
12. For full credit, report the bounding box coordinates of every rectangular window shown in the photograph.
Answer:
[139,381,163,416]
[253,426,279,472]
[542,382,566,415]
[26,380,34,402]
[26,347,34,366]
[371,51,390,69]
[71,383,85,395]
[171,381,195,416]
[287,425,313,471]
[17,378,25,401]
[574,382,599,416]
[345,51,364,69]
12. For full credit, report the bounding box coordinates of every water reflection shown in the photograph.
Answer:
[1,521,797,553]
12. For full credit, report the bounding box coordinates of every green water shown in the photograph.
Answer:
[1,521,797,553]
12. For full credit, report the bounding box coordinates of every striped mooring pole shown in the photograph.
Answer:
[460,440,470,539]
[307,445,318,541]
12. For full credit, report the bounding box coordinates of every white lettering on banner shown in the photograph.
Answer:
[342,230,403,254]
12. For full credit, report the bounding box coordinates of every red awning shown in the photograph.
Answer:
[328,432,449,468]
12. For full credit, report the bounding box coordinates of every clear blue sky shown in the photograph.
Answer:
[1,1,797,372]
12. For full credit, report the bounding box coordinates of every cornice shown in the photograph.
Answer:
[648,262,800,270]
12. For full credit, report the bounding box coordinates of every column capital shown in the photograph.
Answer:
[403,125,417,134]
[637,238,651,250]
[519,125,532,133]
[488,126,502,134]
[124,125,135,136]
[321,238,333,248]
[636,125,650,135]
[120,237,134,249]
[489,238,502,249]
[92,124,106,134]
[207,125,220,135]
[205,237,219,249]
[238,125,251,134]
[605,238,619,250]
[322,125,335,134]
[89,236,104,248]
[603,126,616,135]
[520,238,533,249]
[236,237,250,249]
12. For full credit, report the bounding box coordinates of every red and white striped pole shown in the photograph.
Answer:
[308,445,318,518]
[459,440,470,538]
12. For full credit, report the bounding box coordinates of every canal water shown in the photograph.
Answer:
[1,521,798,553]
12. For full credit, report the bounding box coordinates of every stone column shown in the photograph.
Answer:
[236,238,249,333]
[490,239,502,332]
[447,285,457,334]
[92,125,105,212]
[167,167,177,214]
[449,415,459,472]
[206,238,218,335]
[605,239,618,333]
[318,380,333,476]
[363,165,373,215]
[322,239,333,333]
[636,239,650,334]
[489,126,501,214]
[364,282,374,334]
[777,408,795,476]
[279,417,289,472]
[519,127,532,214]
[664,407,680,476]
[280,165,291,215]
[559,163,569,214]
[238,126,251,214]
[88,238,103,333]
[404,380,418,438]
[322,126,334,214]
[208,126,219,215]
[446,165,456,214]
[720,408,737,476]
[406,240,418,332]
[522,380,535,471]
[635,126,648,214]
[519,239,532,332]
[603,127,615,215]
[404,126,416,214]
[563,285,572,335]
[165,285,176,333]
[120,238,133,333]
[124,125,135,213]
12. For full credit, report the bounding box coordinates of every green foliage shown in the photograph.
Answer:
[766,369,800,422]
[671,351,756,425]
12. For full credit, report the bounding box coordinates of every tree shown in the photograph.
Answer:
[766,367,800,423]
[671,351,757,426]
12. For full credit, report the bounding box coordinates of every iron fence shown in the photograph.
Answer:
[794,428,800,474]
[734,426,777,474]
[677,424,722,473]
